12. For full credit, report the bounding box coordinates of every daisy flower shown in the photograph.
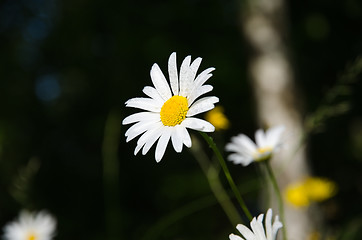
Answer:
[122,52,219,162]
[225,125,284,166]
[3,211,56,240]
[229,208,283,240]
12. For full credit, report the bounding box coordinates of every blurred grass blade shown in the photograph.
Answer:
[102,109,122,240]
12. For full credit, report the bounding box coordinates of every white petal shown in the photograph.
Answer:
[187,96,219,116]
[125,97,161,112]
[168,52,179,95]
[171,125,184,152]
[234,134,258,154]
[150,63,172,101]
[134,123,163,155]
[155,127,172,162]
[229,233,245,240]
[122,112,159,125]
[180,125,192,147]
[189,57,202,84]
[266,125,285,148]
[272,215,283,240]
[142,86,165,104]
[193,67,215,87]
[179,56,192,96]
[236,223,256,240]
[225,141,255,157]
[250,214,266,240]
[225,142,240,152]
[265,209,273,240]
[142,125,165,155]
[125,121,157,142]
[187,70,214,105]
[255,129,267,148]
[182,117,215,132]
[134,143,143,155]
[188,84,213,105]
[227,153,254,166]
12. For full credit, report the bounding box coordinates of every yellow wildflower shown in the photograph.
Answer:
[307,231,336,240]
[307,231,321,240]
[285,182,310,208]
[304,177,337,202]
[285,177,337,208]
[205,106,230,131]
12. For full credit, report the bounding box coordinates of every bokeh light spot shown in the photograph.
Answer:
[35,74,61,102]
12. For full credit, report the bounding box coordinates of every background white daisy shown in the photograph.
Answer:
[225,125,285,166]
[123,52,219,162]
[3,211,56,240]
[229,208,282,240]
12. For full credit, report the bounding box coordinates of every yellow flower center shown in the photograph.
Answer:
[160,96,189,126]
[254,146,273,161]
[27,232,37,240]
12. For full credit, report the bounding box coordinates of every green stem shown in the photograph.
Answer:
[190,136,242,226]
[199,132,253,221]
[141,178,260,240]
[264,161,288,240]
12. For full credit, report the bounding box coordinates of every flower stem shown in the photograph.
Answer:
[199,132,253,221]
[264,161,288,240]
[190,135,242,226]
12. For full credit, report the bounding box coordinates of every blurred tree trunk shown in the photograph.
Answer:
[241,1,313,239]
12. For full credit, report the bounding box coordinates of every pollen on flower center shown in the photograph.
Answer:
[27,233,37,240]
[257,147,272,155]
[160,96,189,126]
[254,146,273,161]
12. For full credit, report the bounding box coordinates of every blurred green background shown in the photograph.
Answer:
[1,0,362,239]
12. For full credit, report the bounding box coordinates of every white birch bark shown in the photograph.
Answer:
[241,1,314,239]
